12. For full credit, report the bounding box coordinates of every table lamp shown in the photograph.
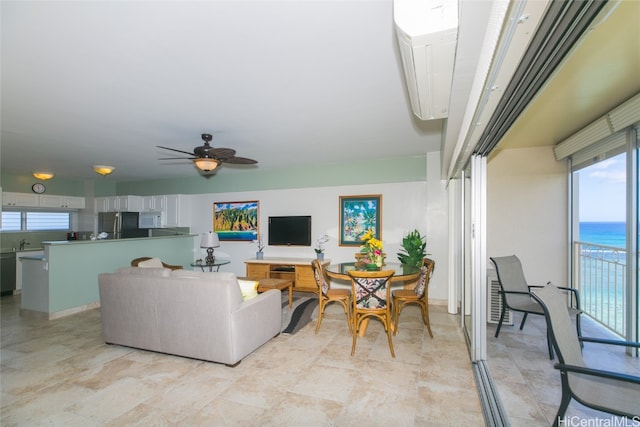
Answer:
[200,231,220,265]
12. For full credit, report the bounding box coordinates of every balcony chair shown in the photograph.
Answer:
[311,259,352,334]
[491,255,581,359]
[392,258,435,337]
[531,285,640,426]
[348,269,396,357]
[131,257,183,271]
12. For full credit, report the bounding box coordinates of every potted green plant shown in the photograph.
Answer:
[397,229,427,268]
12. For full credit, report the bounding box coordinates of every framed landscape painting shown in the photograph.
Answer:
[213,200,259,241]
[339,194,382,246]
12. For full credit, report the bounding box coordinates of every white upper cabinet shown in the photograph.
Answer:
[141,195,165,212]
[2,192,84,209]
[95,196,142,212]
[2,192,40,207]
[164,194,191,227]
[39,195,86,209]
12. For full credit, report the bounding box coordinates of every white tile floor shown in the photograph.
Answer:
[1,293,484,426]
[487,311,640,426]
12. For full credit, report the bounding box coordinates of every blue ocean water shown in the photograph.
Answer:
[579,221,626,248]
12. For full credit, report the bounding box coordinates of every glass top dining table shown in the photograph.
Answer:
[325,262,421,282]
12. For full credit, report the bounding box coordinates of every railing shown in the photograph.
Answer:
[573,241,627,337]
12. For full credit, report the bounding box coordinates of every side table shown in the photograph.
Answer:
[191,259,230,272]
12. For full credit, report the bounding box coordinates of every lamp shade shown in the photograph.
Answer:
[32,172,54,180]
[93,165,115,176]
[193,158,221,172]
[200,231,220,248]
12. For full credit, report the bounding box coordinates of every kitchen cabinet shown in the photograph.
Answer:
[95,196,142,212]
[39,195,85,209]
[141,195,165,212]
[2,192,40,207]
[164,194,190,227]
[1,192,84,209]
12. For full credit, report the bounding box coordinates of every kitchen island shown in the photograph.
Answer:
[21,234,196,319]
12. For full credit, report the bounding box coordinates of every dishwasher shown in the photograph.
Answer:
[1,252,17,296]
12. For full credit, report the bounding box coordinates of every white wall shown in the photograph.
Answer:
[188,160,451,302]
[487,146,568,286]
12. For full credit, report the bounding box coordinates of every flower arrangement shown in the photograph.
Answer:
[253,233,265,252]
[359,230,383,267]
[314,234,330,254]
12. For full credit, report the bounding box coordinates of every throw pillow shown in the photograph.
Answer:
[413,266,428,297]
[237,279,259,301]
[137,258,164,268]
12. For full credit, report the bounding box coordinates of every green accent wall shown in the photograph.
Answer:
[118,155,427,195]
[1,155,426,197]
[45,235,195,313]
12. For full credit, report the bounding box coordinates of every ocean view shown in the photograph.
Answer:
[579,221,626,248]
[577,221,627,336]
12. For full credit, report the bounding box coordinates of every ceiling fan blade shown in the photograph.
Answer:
[157,145,196,156]
[222,156,258,164]
[211,147,236,159]
[158,157,197,160]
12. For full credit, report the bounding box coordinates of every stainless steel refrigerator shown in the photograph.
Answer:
[97,212,147,239]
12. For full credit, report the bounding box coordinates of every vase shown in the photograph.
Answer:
[256,252,264,260]
[316,252,324,261]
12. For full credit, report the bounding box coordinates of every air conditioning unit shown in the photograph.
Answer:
[394,0,458,120]
[487,279,513,325]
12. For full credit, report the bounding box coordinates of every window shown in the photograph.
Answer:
[0,211,71,231]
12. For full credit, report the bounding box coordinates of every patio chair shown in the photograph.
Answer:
[348,269,396,357]
[311,259,352,334]
[531,285,640,425]
[490,255,581,359]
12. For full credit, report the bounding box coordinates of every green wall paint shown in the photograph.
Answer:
[2,155,426,197]
[1,173,118,197]
[119,155,427,195]
[46,235,195,313]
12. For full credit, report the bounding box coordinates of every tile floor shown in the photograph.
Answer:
[487,310,640,426]
[1,294,484,426]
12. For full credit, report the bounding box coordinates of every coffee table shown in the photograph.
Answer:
[239,278,293,308]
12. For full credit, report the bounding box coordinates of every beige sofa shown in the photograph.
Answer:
[98,267,281,366]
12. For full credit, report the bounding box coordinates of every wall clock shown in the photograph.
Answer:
[31,183,46,194]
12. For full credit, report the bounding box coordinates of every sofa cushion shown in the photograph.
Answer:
[137,257,164,268]
[238,279,259,300]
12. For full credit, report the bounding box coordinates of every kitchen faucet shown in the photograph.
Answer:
[19,239,30,251]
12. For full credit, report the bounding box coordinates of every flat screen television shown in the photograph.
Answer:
[268,215,312,246]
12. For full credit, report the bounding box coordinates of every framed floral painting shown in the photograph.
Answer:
[213,200,259,241]
[339,194,382,246]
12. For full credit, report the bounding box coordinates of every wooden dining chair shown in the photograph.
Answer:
[311,259,352,334]
[392,258,435,337]
[347,269,396,357]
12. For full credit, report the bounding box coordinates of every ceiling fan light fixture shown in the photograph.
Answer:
[193,158,221,172]
[32,172,54,180]
[93,165,115,176]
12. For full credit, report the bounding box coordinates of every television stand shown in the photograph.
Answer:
[244,257,329,293]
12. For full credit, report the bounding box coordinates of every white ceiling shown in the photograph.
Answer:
[1,1,638,182]
[1,0,443,181]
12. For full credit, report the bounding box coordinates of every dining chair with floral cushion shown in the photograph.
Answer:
[311,259,352,334]
[347,269,396,357]
[392,258,435,337]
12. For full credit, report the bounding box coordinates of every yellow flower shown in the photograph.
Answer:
[360,230,373,242]
[368,238,383,250]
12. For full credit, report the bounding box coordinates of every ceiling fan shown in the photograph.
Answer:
[157,133,258,173]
